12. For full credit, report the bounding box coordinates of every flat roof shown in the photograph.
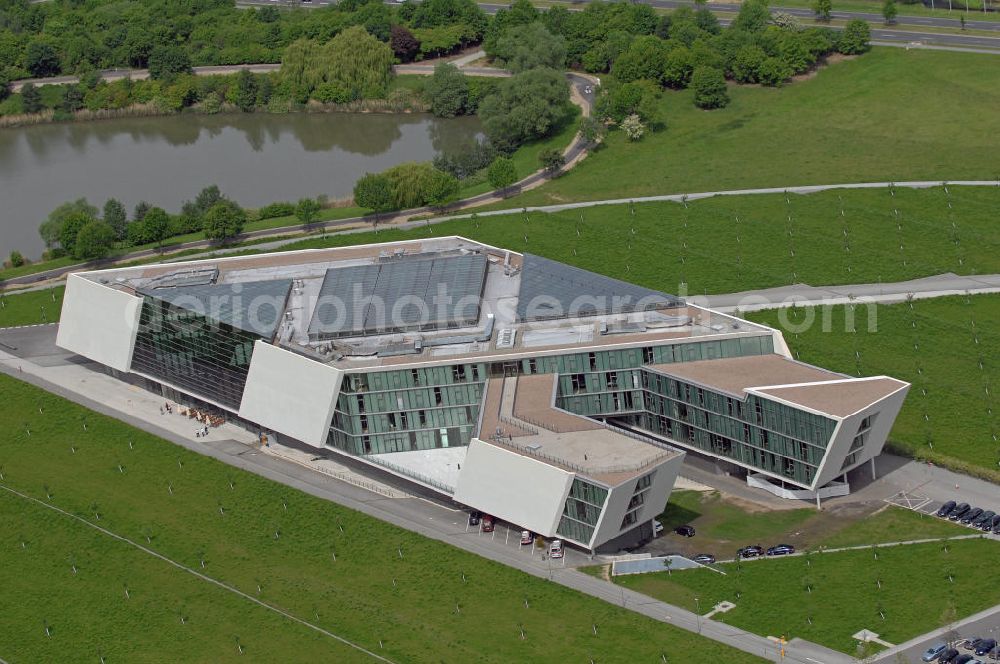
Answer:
[650,354,908,418]
[77,237,775,370]
[477,374,681,486]
[649,354,844,397]
[754,378,909,418]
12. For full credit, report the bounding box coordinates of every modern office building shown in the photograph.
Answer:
[56,237,908,552]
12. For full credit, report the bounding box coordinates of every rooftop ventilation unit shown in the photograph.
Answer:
[496,328,516,349]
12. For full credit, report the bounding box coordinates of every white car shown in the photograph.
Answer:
[549,539,564,559]
[520,530,533,545]
[653,519,664,536]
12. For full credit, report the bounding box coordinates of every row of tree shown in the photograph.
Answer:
[37,187,251,261]
[0,0,489,82]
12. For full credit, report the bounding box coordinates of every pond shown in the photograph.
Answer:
[0,111,483,259]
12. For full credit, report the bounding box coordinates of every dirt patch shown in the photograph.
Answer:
[791,53,857,83]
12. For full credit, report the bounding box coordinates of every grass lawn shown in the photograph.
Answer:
[502,48,1000,205]
[0,373,764,664]
[283,185,1000,294]
[816,505,970,549]
[749,295,1000,480]
[615,538,1000,654]
[0,287,64,328]
[659,490,815,546]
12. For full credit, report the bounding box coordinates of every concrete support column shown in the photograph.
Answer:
[870,457,877,481]
[815,493,821,510]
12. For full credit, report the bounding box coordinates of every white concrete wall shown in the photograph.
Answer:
[813,383,909,488]
[55,274,142,372]
[591,453,684,548]
[453,439,574,537]
[238,341,343,448]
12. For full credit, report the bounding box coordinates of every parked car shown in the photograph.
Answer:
[520,530,533,546]
[737,545,764,559]
[674,525,696,537]
[549,539,564,559]
[468,511,481,526]
[938,648,960,663]
[766,544,796,556]
[974,510,996,528]
[481,515,494,533]
[692,553,716,565]
[960,638,984,651]
[923,642,948,661]
[993,519,1000,535]
[976,641,997,657]
[937,501,958,518]
[960,507,984,524]
[953,655,975,664]
[653,520,664,536]
[989,514,1000,530]
[949,503,971,521]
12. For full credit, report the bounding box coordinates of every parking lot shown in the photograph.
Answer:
[887,491,1000,536]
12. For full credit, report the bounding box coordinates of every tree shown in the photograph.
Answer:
[0,70,11,102]
[390,25,421,63]
[73,221,115,260]
[133,201,152,223]
[148,45,192,81]
[812,0,833,21]
[353,172,395,215]
[59,212,95,255]
[39,199,98,251]
[425,170,460,208]
[539,147,565,174]
[732,45,767,84]
[488,156,518,193]
[490,22,566,73]
[294,198,322,227]
[25,41,61,78]
[621,114,645,141]
[612,35,668,84]
[425,63,469,118]
[479,68,571,151]
[839,19,871,54]
[20,83,43,114]
[322,26,394,100]
[235,69,258,112]
[732,0,772,33]
[882,0,898,24]
[8,251,25,268]
[578,116,607,146]
[142,207,171,248]
[691,66,730,109]
[202,201,246,242]
[103,199,128,241]
[60,86,85,114]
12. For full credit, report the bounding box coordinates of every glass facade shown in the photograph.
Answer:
[557,478,609,545]
[131,296,264,410]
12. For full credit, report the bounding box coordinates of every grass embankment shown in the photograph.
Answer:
[749,295,1000,480]
[285,185,1000,294]
[0,373,763,663]
[0,287,64,328]
[502,48,1000,205]
[654,490,968,559]
[613,538,1000,654]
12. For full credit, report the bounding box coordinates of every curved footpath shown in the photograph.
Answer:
[4,178,1000,290]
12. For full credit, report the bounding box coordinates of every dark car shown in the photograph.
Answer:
[738,545,764,559]
[961,507,984,524]
[953,655,975,664]
[674,525,696,537]
[974,510,996,528]
[949,503,971,521]
[692,553,716,564]
[766,544,796,556]
[937,648,960,663]
[468,511,481,526]
[937,500,958,517]
[994,519,1000,535]
[976,640,997,657]
[960,638,984,651]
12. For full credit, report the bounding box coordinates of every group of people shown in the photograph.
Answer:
[159,401,173,415]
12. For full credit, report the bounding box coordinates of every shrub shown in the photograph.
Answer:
[621,113,645,141]
[433,139,497,180]
[539,147,565,173]
[8,250,25,268]
[258,202,295,219]
[838,19,871,54]
[691,66,730,109]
